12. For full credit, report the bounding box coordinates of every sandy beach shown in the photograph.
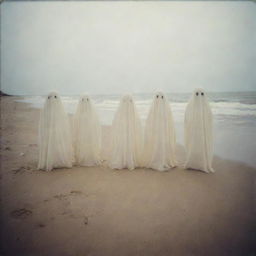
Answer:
[0,96,255,256]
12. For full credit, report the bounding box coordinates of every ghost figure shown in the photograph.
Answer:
[143,92,177,171]
[38,92,73,171]
[73,95,101,166]
[144,92,177,171]
[109,94,143,170]
[184,89,214,173]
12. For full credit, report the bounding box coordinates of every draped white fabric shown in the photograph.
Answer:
[108,95,143,170]
[184,89,214,173]
[37,90,216,173]
[38,92,73,171]
[73,95,101,166]
[143,92,177,171]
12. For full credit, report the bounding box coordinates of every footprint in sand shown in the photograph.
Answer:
[29,144,37,147]
[12,167,26,174]
[12,166,32,174]
[51,191,92,225]
[36,223,46,228]
[11,208,32,219]
[53,190,83,200]
[53,194,69,200]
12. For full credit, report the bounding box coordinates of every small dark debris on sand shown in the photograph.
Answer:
[70,190,82,195]
[11,208,32,219]
[37,223,46,228]
[54,191,83,199]
[84,216,89,225]
[5,146,11,151]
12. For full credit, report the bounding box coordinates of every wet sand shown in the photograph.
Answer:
[0,96,255,256]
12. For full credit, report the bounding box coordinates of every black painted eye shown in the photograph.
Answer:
[196,92,199,96]
[161,96,164,99]
[54,95,57,98]
[156,95,159,98]
[201,92,204,96]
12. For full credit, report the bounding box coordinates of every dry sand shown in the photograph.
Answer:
[0,96,255,256]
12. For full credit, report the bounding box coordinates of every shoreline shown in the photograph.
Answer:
[1,97,256,256]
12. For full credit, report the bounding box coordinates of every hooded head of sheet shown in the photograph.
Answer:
[38,91,73,171]
[115,94,135,114]
[184,88,214,172]
[44,91,63,109]
[185,88,212,126]
[73,94,101,166]
[189,88,211,109]
[154,91,166,100]
[41,91,69,128]
[146,91,175,132]
[148,92,174,118]
[42,91,70,129]
[73,94,100,131]
[75,94,95,116]
[109,94,143,169]
[143,92,177,170]
[111,94,140,127]
[80,94,90,102]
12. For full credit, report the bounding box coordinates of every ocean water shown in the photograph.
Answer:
[16,91,256,168]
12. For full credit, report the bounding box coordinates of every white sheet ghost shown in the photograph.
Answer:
[73,95,101,166]
[108,94,143,170]
[38,92,73,171]
[143,92,177,171]
[184,89,214,173]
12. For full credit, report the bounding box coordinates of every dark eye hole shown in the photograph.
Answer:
[54,95,57,98]
[161,96,164,99]
[201,92,204,96]
[156,95,159,98]
[196,92,199,96]
[48,96,51,99]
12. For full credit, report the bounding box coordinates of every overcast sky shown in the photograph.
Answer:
[1,1,256,95]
